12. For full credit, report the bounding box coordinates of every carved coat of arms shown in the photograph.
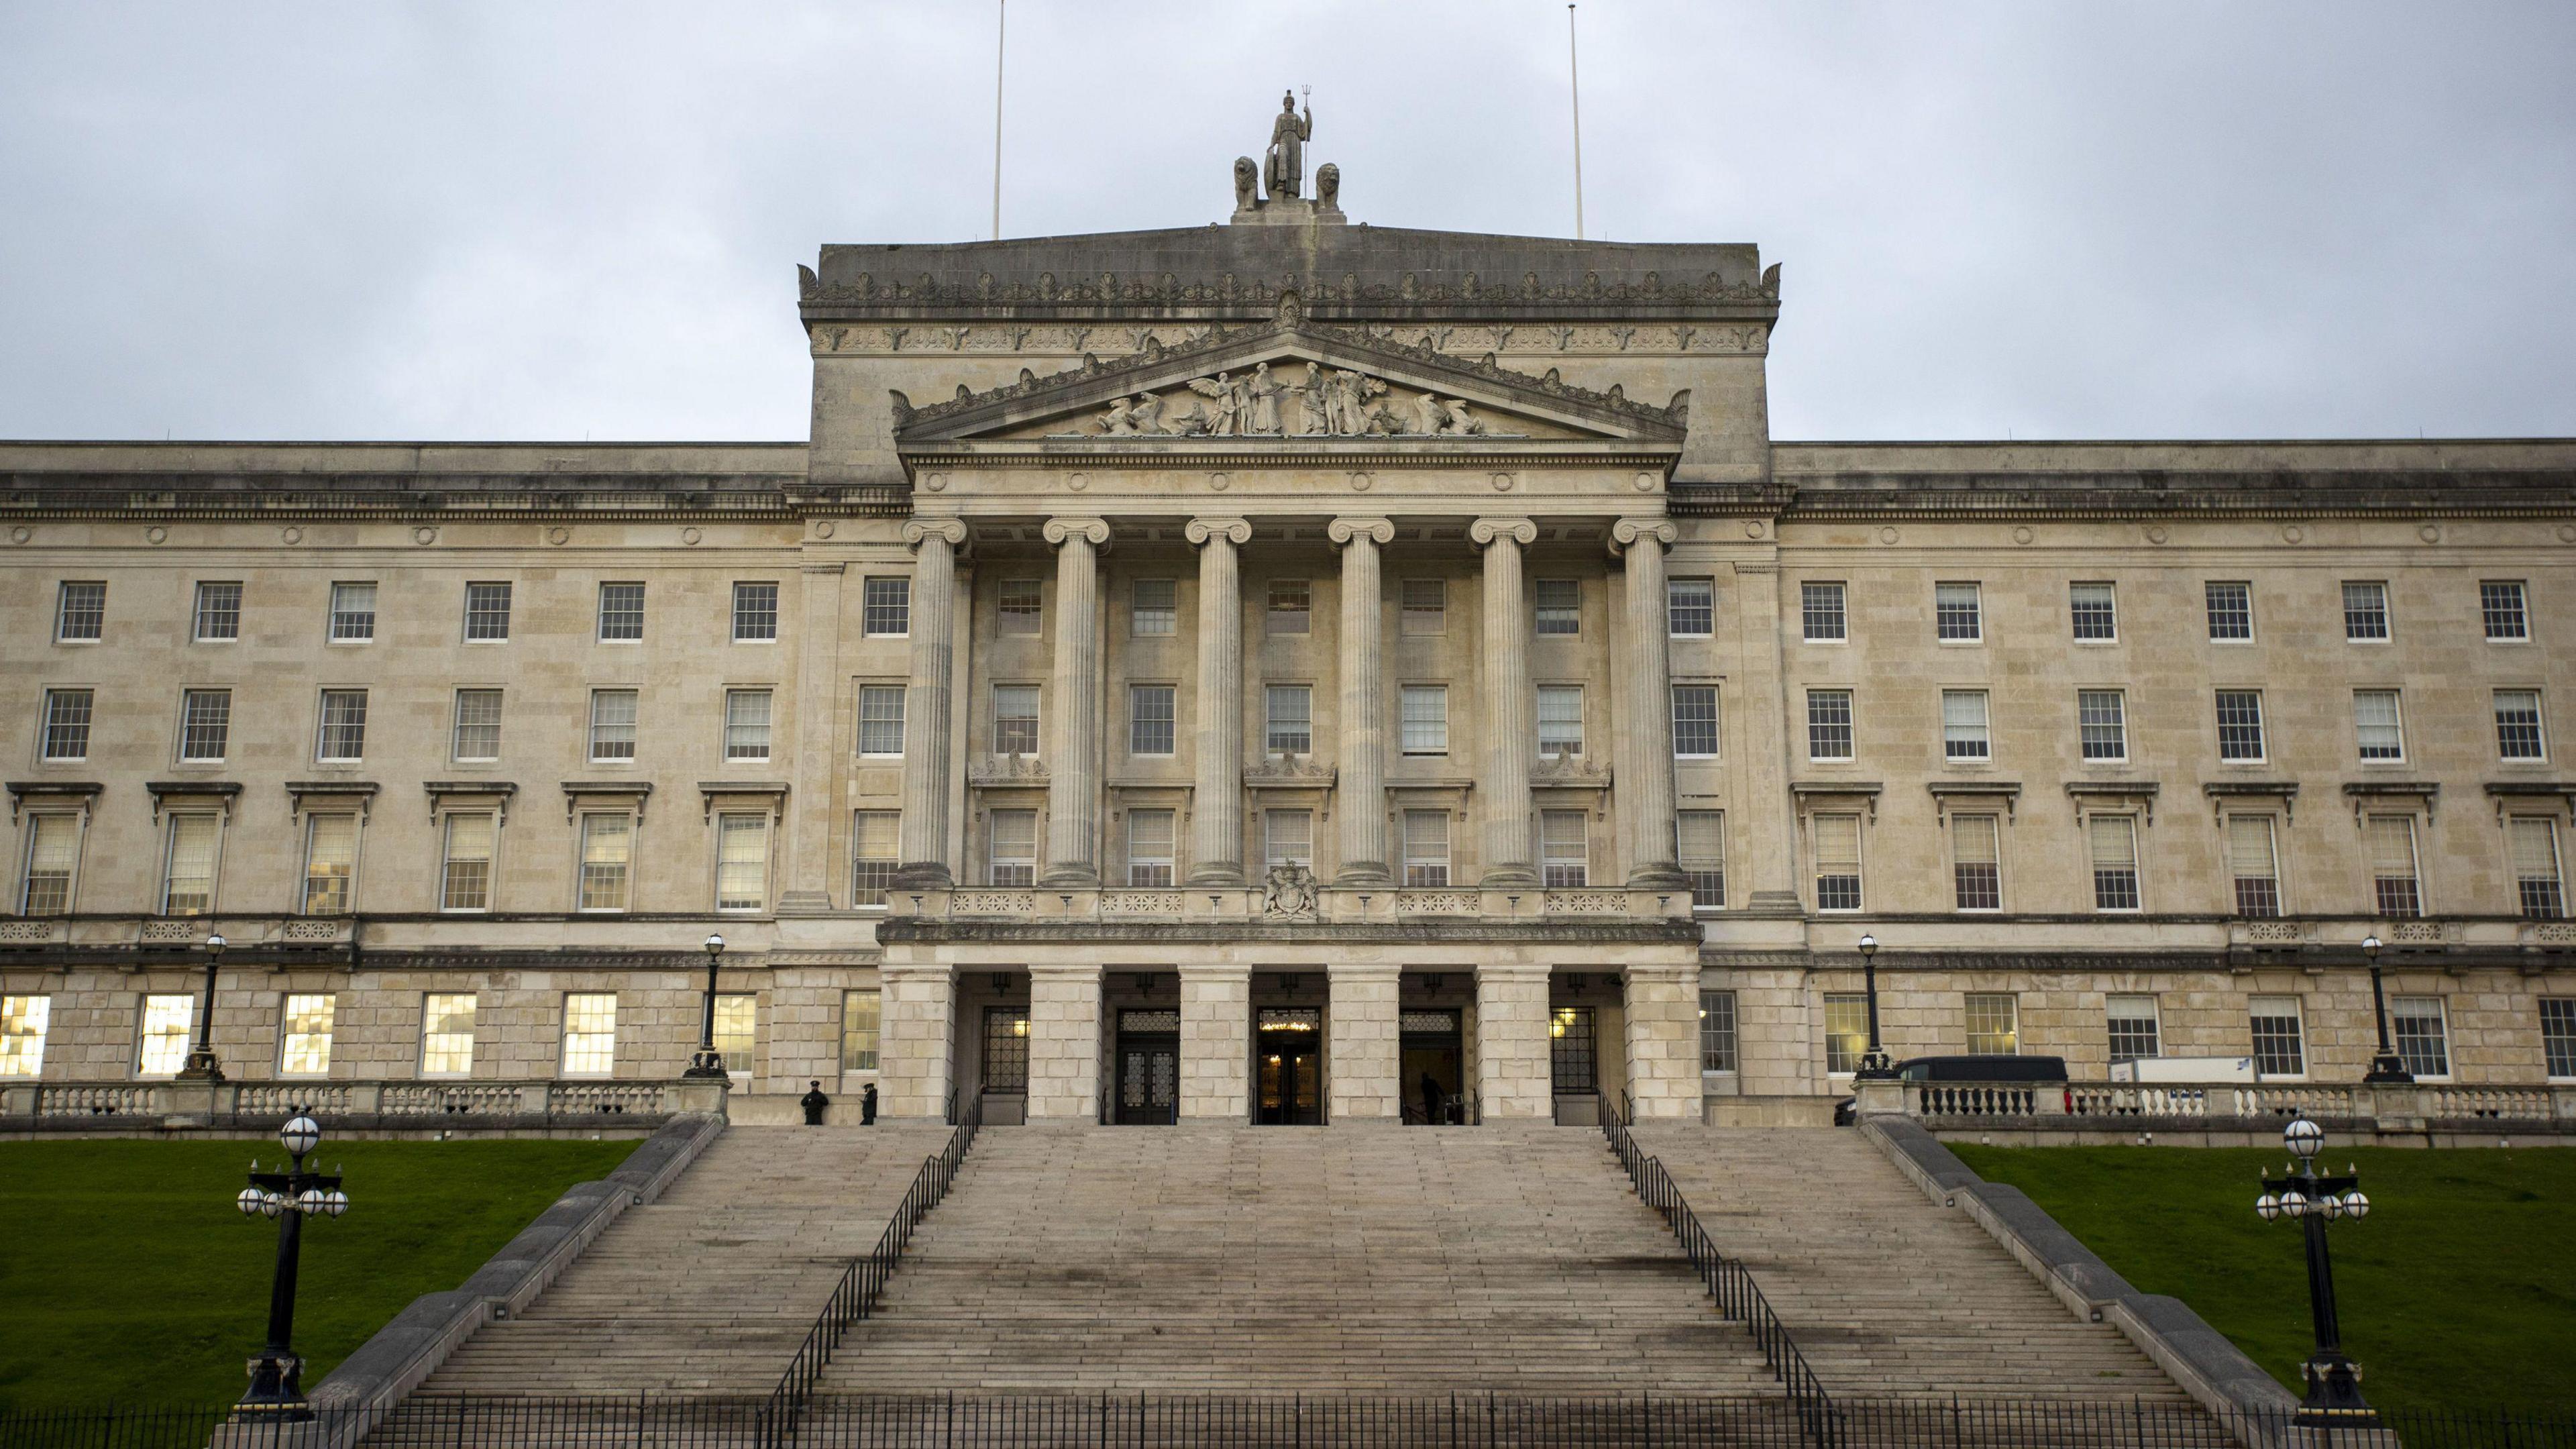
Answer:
[1262,864,1319,918]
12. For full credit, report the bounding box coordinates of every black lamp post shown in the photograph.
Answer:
[683,932,729,1078]
[233,1110,349,1418]
[2254,1114,2375,1427]
[176,931,228,1082]
[1855,933,1895,1079]
[2358,934,2413,1084]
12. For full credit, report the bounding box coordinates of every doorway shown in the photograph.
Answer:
[1114,1008,1179,1125]
[1401,1008,1467,1124]
[1254,1006,1324,1124]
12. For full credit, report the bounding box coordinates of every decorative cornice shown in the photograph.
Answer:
[877,918,1703,947]
[800,262,1780,313]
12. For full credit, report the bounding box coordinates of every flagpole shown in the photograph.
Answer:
[1568,5,1585,241]
[991,0,1006,240]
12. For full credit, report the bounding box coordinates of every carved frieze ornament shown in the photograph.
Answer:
[1263,863,1320,918]
[1065,360,1509,441]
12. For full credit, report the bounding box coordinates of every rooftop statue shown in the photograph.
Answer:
[1264,89,1312,201]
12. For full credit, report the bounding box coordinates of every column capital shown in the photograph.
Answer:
[1470,517,1537,548]
[1327,516,1395,547]
[902,517,969,551]
[1608,517,1679,554]
[1185,517,1252,547]
[1042,517,1111,548]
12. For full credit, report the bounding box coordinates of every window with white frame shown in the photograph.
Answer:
[2510,818,2564,919]
[715,812,770,912]
[1807,690,1854,761]
[724,689,772,761]
[1537,686,1583,756]
[1402,809,1450,887]
[193,582,241,642]
[577,812,632,912]
[160,813,220,916]
[2205,581,2253,641]
[2070,582,2117,641]
[2368,815,2422,918]
[1267,579,1311,635]
[2229,816,2282,917]
[1672,685,1720,758]
[2483,580,2530,642]
[2090,815,2141,911]
[329,582,377,643]
[851,810,898,906]
[1534,579,1580,636]
[1965,994,2019,1055]
[1951,812,2001,911]
[421,993,476,1076]
[178,689,230,763]
[1935,582,1982,642]
[1941,690,1990,761]
[1126,809,1176,887]
[1,996,50,1077]
[301,812,356,915]
[440,812,496,912]
[1801,582,1847,643]
[714,994,757,1077]
[857,685,906,757]
[2249,996,2306,1078]
[2078,690,2127,763]
[993,684,1040,755]
[1401,578,1446,635]
[138,994,194,1077]
[1678,810,1725,909]
[561,994,616,1077]
[842,989,882,1072]
[590,689,639,762]
[2342,581,2390,641]
[317,689,368,762]
[1667,577,1714,637]
[19,814,80,916]
[998,578,1043,635]
[2216,690,2266,762]
[2391,996,2450,1077]
[1130,578,1176,637]
[2353,690,2404,761]
[2106,994,2160,1065]
[1266,685,1312,755]
[55,582,105,642]
[1264,809,1313,869]
[464,582,513,641]
[1400,686,1448,756]
[1812,812,1862,911]
[1129,685,1175,755]
[452,689,502,762]
[1540,810,1587,888]
[862,577,910,637]
[42,688,93,761]
[2496,690,2546,761]
[1823,994,1868,1075]
[597,582,645,641]
[732,581,780,642]
[2541,998,2576,1080]
[1700,990,1738,1073]
[987,809,1036,886]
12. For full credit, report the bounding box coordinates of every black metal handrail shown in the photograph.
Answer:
[1602,1095,1842,1448]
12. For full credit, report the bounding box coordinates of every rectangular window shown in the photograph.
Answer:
[178,688,231,763]
[2496,690,2547,761]
[2,996,51,1077]
[1802,582,1847,643]
[857,685,907,757]
[590,689,638,762]
[1935,582,1982,642]
[193,582,241,642]
[2069,582,2117,641]
[41,688,94,761]
[1952,812,2002,911]
[1679,810,1725,909]
[1700,990,1739,1073]
[1400,686,1448,756]
[440,812,496,912]
[1402,809,1450,888]
[138,994,195,1077]
[1401,578,1446,636]
[1267,579,1311,635]
[1266,685,1312,755]
[561,993,616,1077]
[2483,580,2530,642]
[1941,690,1990,761]
[1129,685,1175,755]
[2511,818,2565,920]
[714,991,758,1075]
[2369,815,2422,918]
[724,689,772,761]
[2542,999,2576,1080]
[2205,581,2253,641]
[1807,690,1854,761]
[983,1006,1030,1091]
[1550,1006,1597,1093]
[317,689,368,761]
[301,812,356,915]
[1534,578,1580,636]
[19,814,78,916]
[1672,685,1720,758]
[1965,994,2020,1056]
[2090,814,2141,912]
[464,582,513,641]
[1126,808,1176,887]
[716,813,769,912]
[863,577,910,637]
[1130,578,1176,637]
[1540,810,1587,888]
[329,582,377,643]
[2249,996,2306,1078]
[2229,816,2282,918]
[2106,994,2160,1065]
[851,810,898,906]
[1813,812,1862,912]
[577,812,632,912]
[732,581,780,642]
[841,989,883,1072]
[2216,690,2266,762]
[1264,809,1313,869]
[998,578,1043,635]
[1668,578,1715,637]
[1823,994,1868,1075]
[1537,686,1584,756]
[993,685,1040,755]
[55,582,105,642]
[451,689,502,762]
[987,809,1037,886]
[2391,996,2450,1078]
[2343,581,2390,641]
[2078,690,2127,763]
[161,814,219,916]
[421,993,476,1075]
[597,582,645,641]
[2353,690,2404,761]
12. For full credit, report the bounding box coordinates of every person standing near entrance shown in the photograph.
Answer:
[1419,1071,1444,1125]
[860,1082,879,1126]
[800,1081,830,1126]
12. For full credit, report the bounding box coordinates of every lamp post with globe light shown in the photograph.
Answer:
[682,932,729,1079]
[176,932,228,1081]
[1855,934,1895,1079]
[2253,1114,2375,1426]
[233,1110,349,1417]
[2359,934,2413,1084]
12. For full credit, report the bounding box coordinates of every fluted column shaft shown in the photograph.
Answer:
[1615,519,1688,887]
[896,520,965,888]
[1041,517,1108,887]
[1187,519,1251,885]
[1474,517,1538,886]
[1330,517,1394,885]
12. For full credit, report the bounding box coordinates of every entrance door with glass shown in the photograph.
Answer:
[1254,1006,1324,1124]
[1115,1008,1179,1125]
[1401,1008,1466,1123]
[1550,1005,1599,1125]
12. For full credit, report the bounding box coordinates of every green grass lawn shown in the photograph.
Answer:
[1950,1142,2576,1413]
[0,1136,637,1409]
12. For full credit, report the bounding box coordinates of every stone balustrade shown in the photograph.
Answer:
[1856,1075,2576,1137]
[0,1077,729,1133]
[886,883,1696,926]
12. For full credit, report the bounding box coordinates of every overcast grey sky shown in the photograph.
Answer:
[2,2,2570,443]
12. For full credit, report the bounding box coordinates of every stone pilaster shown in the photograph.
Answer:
[778,563,846,912]
[1612,519,1688,888]
[1730,559,1804,914]
[1040,517,1109,888]
[1474,963,1552,1120]
[896,519,967,889]
[1185,518,1252,885]
[876,959,956,1122]
[1178,962,1250,1122]
[1025,962,1103,1123]
[1472,517,1539,885]
[1326,961,1401,1121]
[1328,517,1394,885]
[1621,961,1701,1120]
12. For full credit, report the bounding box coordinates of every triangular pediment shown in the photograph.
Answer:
[891,316,1688,447]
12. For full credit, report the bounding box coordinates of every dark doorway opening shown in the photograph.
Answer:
[1401,1008,1468,1124]
[1114,1008,1179,1124]
[1254,1006,1324,1124]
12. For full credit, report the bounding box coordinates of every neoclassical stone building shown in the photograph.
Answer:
[7,151,2576,1127]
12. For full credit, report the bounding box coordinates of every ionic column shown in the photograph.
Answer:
[1040,517,1109,888]
[1185,518,1252,885]
[780,562,846,912]
[1474,963,1553,1120]
[1024,961,1102,1124]
[896,519,967,889]
[1472,517,1539,886]
[1329,517,1394,885]
[1177,962,1251,1122]
[1326,961,1402,1121]
[1612,518,1688,888]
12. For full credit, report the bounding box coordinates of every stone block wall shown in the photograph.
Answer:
[1326,963,1400,1121]
[1476,965,1552,1120]
[1024,963,1102,1122]
[1177,965,1249,1121]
